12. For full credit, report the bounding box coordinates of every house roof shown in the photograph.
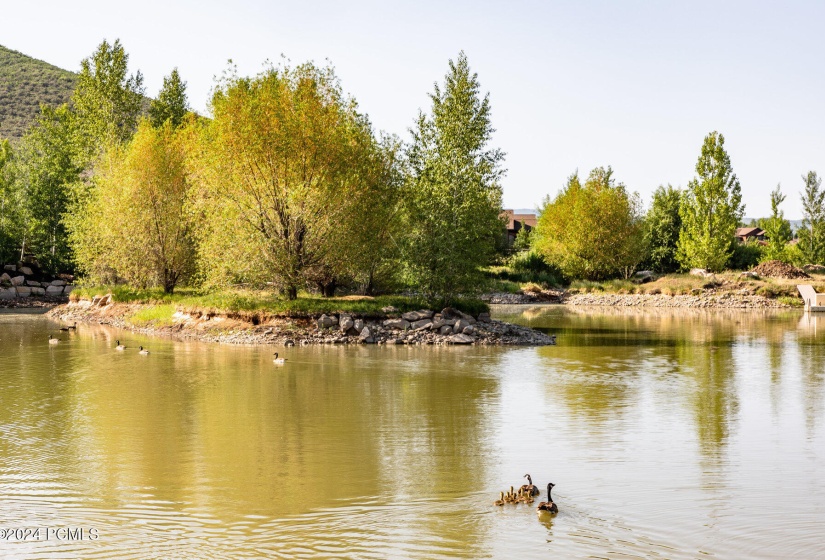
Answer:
[735,227,764,238]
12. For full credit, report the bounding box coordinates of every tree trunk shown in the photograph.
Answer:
[317,278,336,297]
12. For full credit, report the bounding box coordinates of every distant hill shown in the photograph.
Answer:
[0,44,77,141]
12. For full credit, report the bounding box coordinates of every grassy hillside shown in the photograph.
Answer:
[0,44,76,141]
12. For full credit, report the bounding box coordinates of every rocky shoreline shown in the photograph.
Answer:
[562,291,791,308]
[46,298,555,346]
[483,290,793,308]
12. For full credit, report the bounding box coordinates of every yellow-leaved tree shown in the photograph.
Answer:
[190,62,394,299]
[67,119,196,292]
[534,167,647,280]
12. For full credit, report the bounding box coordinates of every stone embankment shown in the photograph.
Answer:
[0,263,73,303]
[49,298,555,346]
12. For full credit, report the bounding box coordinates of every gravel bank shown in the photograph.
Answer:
[563,291,791,308]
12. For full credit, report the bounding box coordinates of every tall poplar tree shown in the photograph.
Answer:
[798,171,825,264]
[760,184,792,263]
[150,68,189,128]
[403,52,504,305]
[677,131,744,272]
[71,39,145,165]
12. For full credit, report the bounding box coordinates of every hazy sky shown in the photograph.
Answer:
[3,0,823,218]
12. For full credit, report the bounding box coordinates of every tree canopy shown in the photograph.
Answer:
[192,62,389,299]
[71,38,145,165]
[534,167,646,280]
[644,185,682,273]
[759,184,792,263]
[402,52,504,305]
[149,68,189,129]
[68,119,196,292]
[676,131,744,272]
[798,171,825,265]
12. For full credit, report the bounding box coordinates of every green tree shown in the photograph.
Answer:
[644,185,682,272]
[13,105,81,272]
[534,167,647,280]
[71,39,145,165]
[403,52,505,305]
[68,120,196,292]
[676,131,744,272]
[797,171,825,264]
[149,68,189,129]
[338,134,404,295]
[760,184,792,263]
[0,138,20,263]
[193,62,385,299]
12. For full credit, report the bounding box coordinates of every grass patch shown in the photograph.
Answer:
[128,304,176,327]
[643,274,707,296]
[484,277,523,294]
[71,286,489,317]
[777,296,803,307]
[568,280,606,293]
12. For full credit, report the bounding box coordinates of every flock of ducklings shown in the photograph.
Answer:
[494,474,559,516]
[48,325,150,355]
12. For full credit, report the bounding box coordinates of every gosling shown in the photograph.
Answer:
[536,482,559,515]
[493,492,505,506]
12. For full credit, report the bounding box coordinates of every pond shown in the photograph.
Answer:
[1,306,823,558]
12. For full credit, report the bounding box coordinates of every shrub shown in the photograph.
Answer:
[729,241,763,270]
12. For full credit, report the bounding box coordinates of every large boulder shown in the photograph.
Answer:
[10,275,24,286]
[15,286,32,297]
[441,307,460,320]
[383,318,410,330]
[411,319,432,330]
[19,266,33,276]
[46,285,64,296]
[402,309,434,322]
[339,316,354,333]
[448,333,474,345]
[31,287,46,296]
[353,319,365,333]
[50,279,67,286]
[453,319,470,333]
[317,314,338,328]
[0,287,16,299]
[358,326,374,343]
[477,312,491,323]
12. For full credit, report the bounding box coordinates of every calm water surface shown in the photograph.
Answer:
[1,305,824,559]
